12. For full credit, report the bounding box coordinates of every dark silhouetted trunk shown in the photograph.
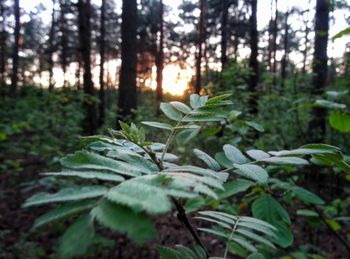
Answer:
[280,11,289,90]
[308,0,329,142]
[195,0,205,94]
[78,0,97,134]
[221,0,228,69]
[267,0,273,71]
[48,0,56,91]
[248,0,259,114]
[0,2,6,88]
[59,0,68,88]
[271,0,278,88]
[156,0,164,102]
[10,0,20,96]
[98,0,106,127]
[118,0,137,122]
[302,19,310,75]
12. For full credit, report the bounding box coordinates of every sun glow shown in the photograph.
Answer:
[149,64,194,96]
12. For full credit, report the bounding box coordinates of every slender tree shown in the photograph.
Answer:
[0,2,6,88]
[221,0,228,69]
[156,0,164,102]
[308,0,329,142]
[48,0,56,91]
[10,0,20,96]
[98,0,106,126]
[280,10,289,90]
[195,0,205,94]
[78,0,97,134]
[248,0,259,114]
[271,0,278,88]
[59,0,68,88]
[118,0,137,122]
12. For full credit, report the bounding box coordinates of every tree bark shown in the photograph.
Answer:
[280,11,289,90]
[0,2,6,88]
[48,0,56,91]
[156,0,164,102]
[248,0,259,114]
[221,0,228,69]
[195,0,205,94]
[78,0,97,134]
[271,0,278,88]
[98,0,106,127]
[59,0,68,88]
[117,0,137,122]
[308,0,329,142]
[10,0,20,96]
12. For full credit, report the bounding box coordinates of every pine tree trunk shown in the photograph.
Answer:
[248,0,259,114]
[59,0,68,88]
[0,2,6,88]
[221,0,228,69]
[280,11,289,90]
[118,0,137,122]
[10,0,20,96]
[195,0,205,94]
[98,0,106,127]
[156,0,164,102]
[271,0,278,88]
[48,0,56,91]
[78,0,97,134]
[308,0,329,142]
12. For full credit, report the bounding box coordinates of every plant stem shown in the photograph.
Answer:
[172,197,209,258]
[223,216,240,258]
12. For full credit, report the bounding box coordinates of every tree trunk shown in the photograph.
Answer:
[308,0,329,142]
[156,0,164,102]
[10,0,20,96]
[98,0,106,127]
[195,0,205,94]
[248,0,259,114]
[0,2,6,88]
[221,0,228,69]
[280,11,289,90]
[117,0,137,122]
[271,0,278,88]
[59,0,68,88]
[78,0,97,134]
[48,0,56,91]
[302,20,310,75]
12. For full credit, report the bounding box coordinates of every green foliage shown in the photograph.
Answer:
[23,94,350,258]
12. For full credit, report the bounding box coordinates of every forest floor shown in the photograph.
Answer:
[0,154,349,258]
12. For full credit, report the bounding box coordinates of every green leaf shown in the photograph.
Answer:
[157,245,182,259]
[223,144,247,164]
[175,245,198,259]
[193,149,221,171]
[247,253,265,259]
[170,101,192,113]
[260,156,309,165]
[269,148,335,156]
[58,215,95,259]
[190,94,201,108]
[329,112,350,132]
[245,121,264,132]
[176,128,200,144]
[160,103,183,121]
[332,27,350,40]
[23,186,107,207]
[206,93,232,105]
[215,152,233,168]
[233,164,269,184]
[301,143,340,152]
[236,228,276,249]
[33,200,96,229]
[61,151,142,177]
[182,113,223,122]
[92,199,156,243]
[291,187,325,205]
[252,194,292,247]
[163,166,225,181]
[297,209,318,217]
[43,171,125,182]
[217,179,254,199]
[314,99,346,109]
[246,150,271,160]
[142,121,174,130]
